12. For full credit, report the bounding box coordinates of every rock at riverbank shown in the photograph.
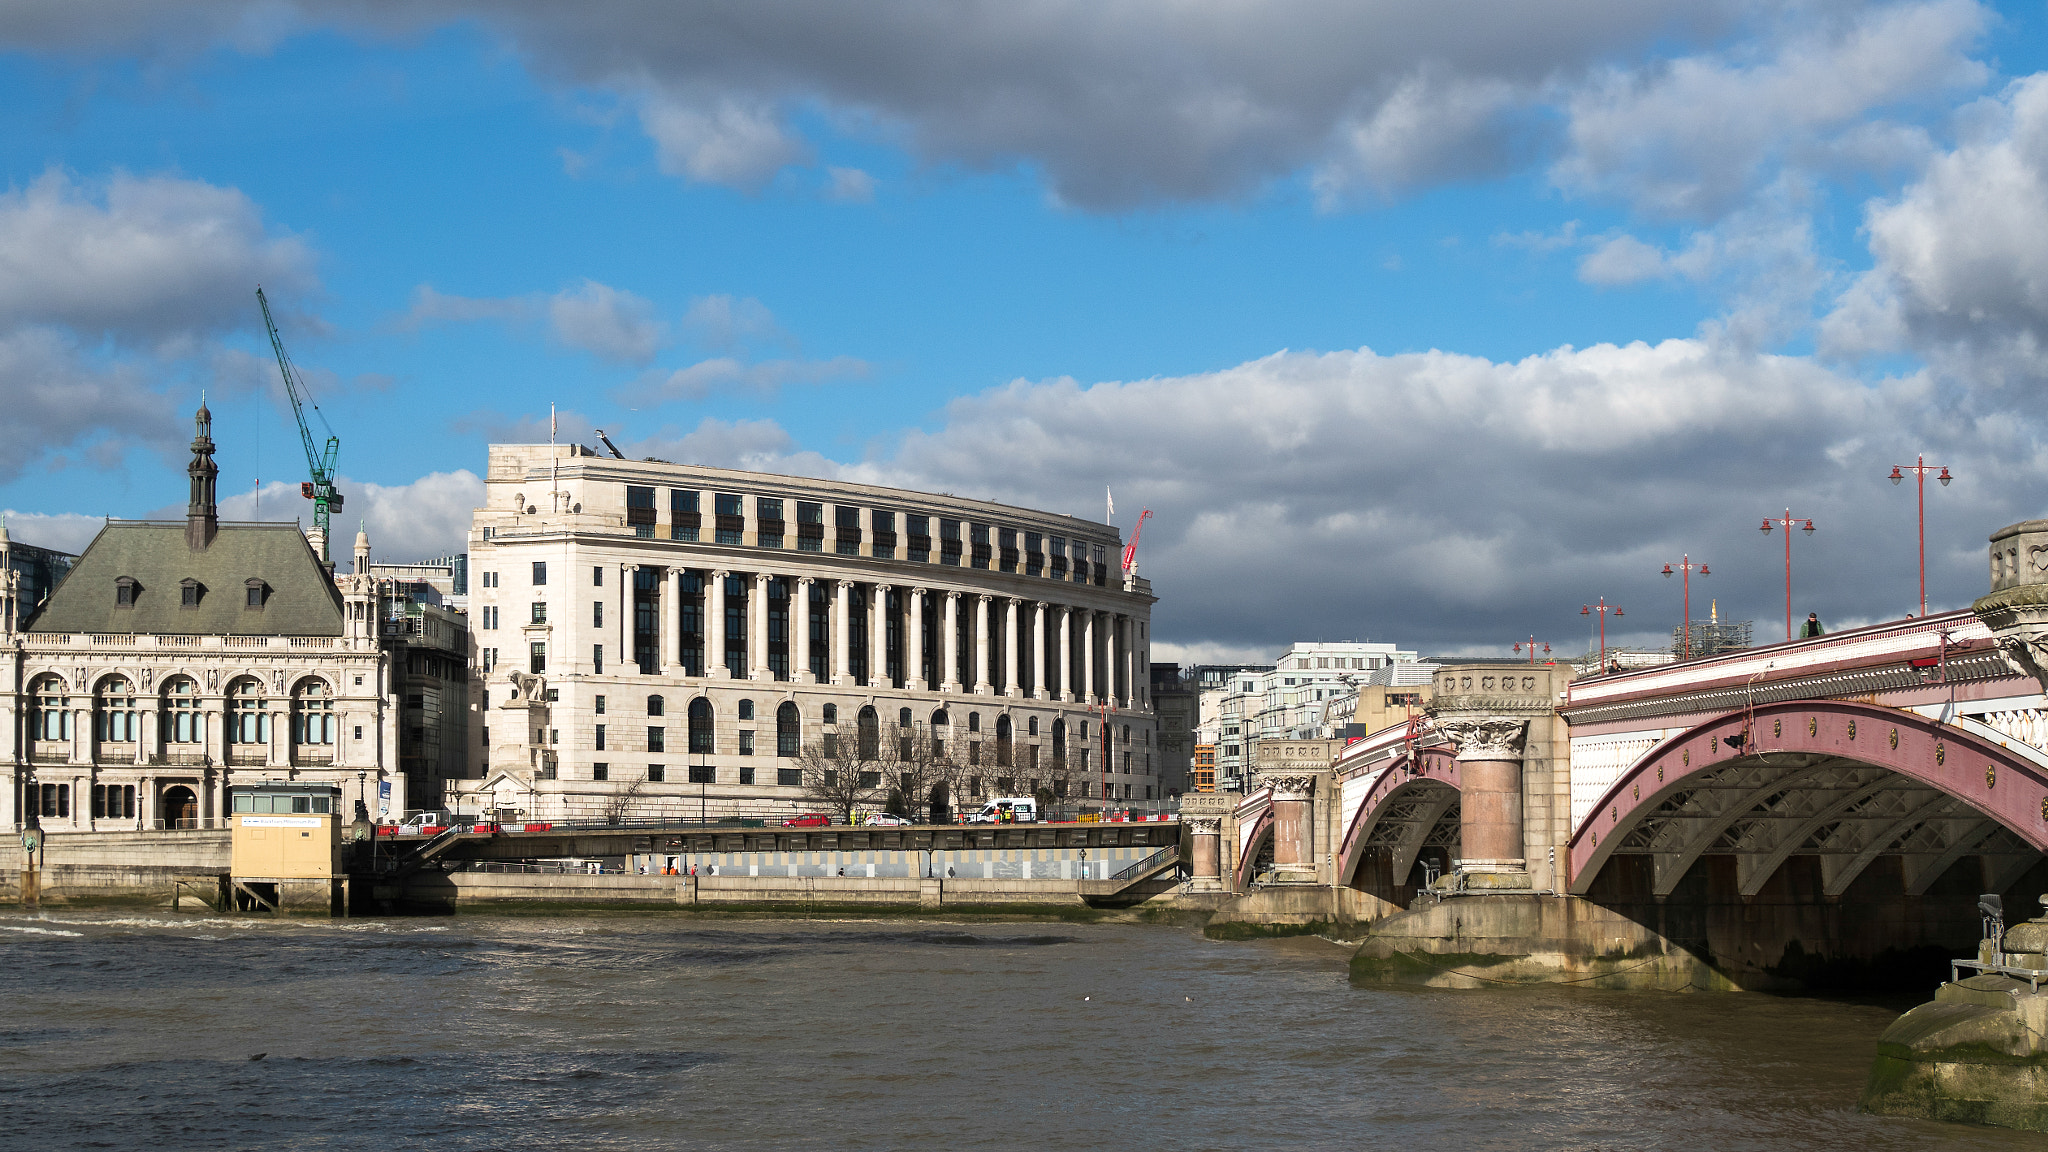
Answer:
[1861,974,2048,1131]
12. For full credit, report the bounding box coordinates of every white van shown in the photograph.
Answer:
[965,797,1037,824]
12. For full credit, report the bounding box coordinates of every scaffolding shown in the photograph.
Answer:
[1673,601,1753,659]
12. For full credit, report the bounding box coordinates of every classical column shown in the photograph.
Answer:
[707,570,730,678]
[1081,611,1097,704]
[1438,717,1531,886]
[1058,606,1074,702]
[1031,602,1048,700]
[1265,774,1317,883]
[796,577,816,684]
[833,580,853,685]
[973,595,993,694]
[907,588,926,691]
[942,591,962,692]
[1002,598,1021,698]
[1187,818,1223,892]
[659,567,678,675]
[1120,615,1135,708]
[750,572,771,680]
[869,584,888,688]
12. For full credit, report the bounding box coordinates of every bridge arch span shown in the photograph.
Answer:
[1336,747,1461,893]
[1568,700,2048,899]
[1232,805,1274,890]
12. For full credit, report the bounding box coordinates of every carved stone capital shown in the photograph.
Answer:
[1184,818,1222,835]
[1261,774,1317,799]
[1436,717,1528,761]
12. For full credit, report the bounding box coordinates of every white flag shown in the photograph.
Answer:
[1107,487,1115,518]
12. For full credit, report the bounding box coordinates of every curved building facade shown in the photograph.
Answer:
[464,444,1161,821]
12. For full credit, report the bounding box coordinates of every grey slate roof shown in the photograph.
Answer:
[25,521,344,637]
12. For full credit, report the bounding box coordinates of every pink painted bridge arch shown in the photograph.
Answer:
[1566,698,2048,899]
[1330,738,1463,891]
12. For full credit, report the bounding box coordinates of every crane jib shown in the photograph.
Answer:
[255,287,343,560]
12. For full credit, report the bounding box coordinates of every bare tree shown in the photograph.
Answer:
[599,778,650,825]
[794,740,886,823]
[879,722,958,823]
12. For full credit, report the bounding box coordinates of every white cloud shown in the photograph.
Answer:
[826,166,877,203]
[1555,0,1990,217]
[681,294,784,351]
[1313,72,1525,204]
[546,279,666,365]
[1822,73,2048,380]
[1579,235,1673,286]
[0,168,315,345]
[624,354,870,403]
[0,509,112,556]
[639,93,810,191]
[206,471,485,562]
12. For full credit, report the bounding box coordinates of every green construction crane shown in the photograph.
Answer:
[255,287,343,561]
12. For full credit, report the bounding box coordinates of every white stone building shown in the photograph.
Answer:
[461,444,1161,820]
[2,406,407,831]
[1194,640,1417,788]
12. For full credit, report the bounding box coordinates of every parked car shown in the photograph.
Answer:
[862,812,912,827]
[781,812,832,827]
[964,797,1038,825]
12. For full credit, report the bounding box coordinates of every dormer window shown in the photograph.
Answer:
[180,578,203,608]
[244,579,268,609]
[114,577,138,607]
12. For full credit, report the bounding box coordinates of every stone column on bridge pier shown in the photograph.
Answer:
[1266,775,1318,884]
[1186,818,1223,891]
[1437,717,1531,890]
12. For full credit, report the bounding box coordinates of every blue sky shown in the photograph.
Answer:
[4,1,2048,661]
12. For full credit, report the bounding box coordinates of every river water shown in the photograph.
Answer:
[0,911,2034,1151]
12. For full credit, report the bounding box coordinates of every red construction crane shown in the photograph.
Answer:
[1120,508,1152,574]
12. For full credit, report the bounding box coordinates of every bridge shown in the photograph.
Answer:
[1186,516,2048,990]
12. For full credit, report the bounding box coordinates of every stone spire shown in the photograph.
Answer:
[186,401,219,551]
[354,525,371,575]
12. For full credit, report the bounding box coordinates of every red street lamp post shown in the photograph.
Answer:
[1581,599,1623,670]
[1759,509,1817,640]
[1888,455,1953,618]
[1512,637,1551,664]
[1661,555,1709,660]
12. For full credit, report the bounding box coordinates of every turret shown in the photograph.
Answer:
[185,402,218,551]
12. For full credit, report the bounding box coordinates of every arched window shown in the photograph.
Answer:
[995,714,1014,767]
[688,697,713,754]
[931,709,949,728]
[777,701,800,756]
[968,712,981,733]
[1027,716,1039,736]
[163,677,202,744]
[30,677,70,742]
[227,678,269,745]
[857,705,879,759]
[738,699,755,721]
[899,707,912,729]
[95,676,137,743]
[293,679,335,745]
[822,703,838,725]
[648,694,665,717]
[1051,719,1066,766]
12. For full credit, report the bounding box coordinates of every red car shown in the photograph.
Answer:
[781,812,832,827]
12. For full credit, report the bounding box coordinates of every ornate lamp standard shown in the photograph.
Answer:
[1581,599,1623,670]
[1759,510,1817,639]
[1888,456,1953,618]
[1511,638,1550,664]
[1661,555,1710,659]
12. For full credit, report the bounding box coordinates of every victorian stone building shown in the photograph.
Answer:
[2,406,409,831]
[462,443,1160,821]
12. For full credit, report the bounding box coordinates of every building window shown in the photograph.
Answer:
[529,642,546,674]
[593,601,604,628]
[757,497,785,548]
[39,783,70,818]
[593,763,609,781]
[688,764,715,785]
[796,501,825,552]
[30,677,71,741]
[163,677,202,744]
[834,505,862,555]
[939,520,962,565]
[906,514,931,562]
[970,523,991,569]
[532,561,547,585]
[671,489,701,541]
[227,678,269,745]
[92,784,137,820]
[739,731,755,756]
[822,733,838,759]
[870,509,896,560]
[181,578,202,607]
[593,644,604,674]
[593,566,604,587]
[778,767,802,786]
[822,703,838,725]
[627,485,657,537]
[595,724,607,751]
[1024,531,1043,576]
[715,493,745,545]
[595,695,607,715]
[292,680,336,745]
[777,701,800,756]
[114,576,137,607]
[998,528,1018,573]
[531,601,548,624]
[647,726,665,753]
[647,765,665,782]
[689,697,714,754]
[739,766,755,785]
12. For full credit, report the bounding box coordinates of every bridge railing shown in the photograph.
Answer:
[1111,845,1178,882]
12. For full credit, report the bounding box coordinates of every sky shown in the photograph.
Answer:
[3,1,2048,664]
